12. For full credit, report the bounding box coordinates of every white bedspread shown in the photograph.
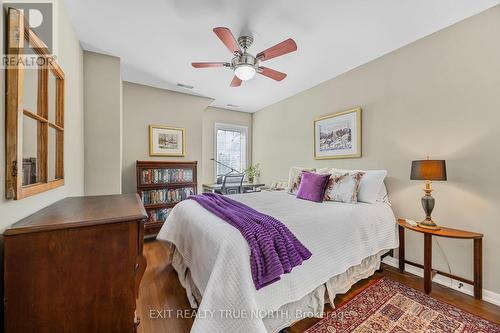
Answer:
[157,191,398,333]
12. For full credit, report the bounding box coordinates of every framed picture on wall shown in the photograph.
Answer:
[314,107,362,159]
[149,125,186,157]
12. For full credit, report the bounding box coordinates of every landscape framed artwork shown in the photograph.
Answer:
[149,125,186,157]
[314,107,362,159]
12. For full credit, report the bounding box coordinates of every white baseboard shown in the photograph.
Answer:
[382,256,500,307]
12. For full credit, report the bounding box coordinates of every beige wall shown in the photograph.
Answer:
[0,0,85,232]
[83,51,122,195]
[202,107,252,184]
[253,6,500,294]
[121,85,252,193]
[121,82,213,193]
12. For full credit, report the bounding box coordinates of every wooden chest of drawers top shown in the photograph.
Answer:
[5,193,147,236]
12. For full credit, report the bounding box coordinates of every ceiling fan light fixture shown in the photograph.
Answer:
[234,64,256,81]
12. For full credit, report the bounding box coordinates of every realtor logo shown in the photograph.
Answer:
[2,1,55,68]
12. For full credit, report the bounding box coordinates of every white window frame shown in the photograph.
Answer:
[214,123,249,181]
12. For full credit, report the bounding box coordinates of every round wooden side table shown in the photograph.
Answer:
[397,219,483,299]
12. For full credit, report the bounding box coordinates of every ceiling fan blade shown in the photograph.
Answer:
[192,62,228,68]
[213,27,242,55]
[258,67,287,81]
[257,38,297,61]
[230,76,242,87]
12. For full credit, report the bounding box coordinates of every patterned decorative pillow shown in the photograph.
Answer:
[331,168,387,204]
[323,171,365,203]
[287,167,315,194]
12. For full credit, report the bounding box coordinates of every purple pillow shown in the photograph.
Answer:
[296,171,330,202]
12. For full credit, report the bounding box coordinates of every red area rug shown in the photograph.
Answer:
[304,278,500,333]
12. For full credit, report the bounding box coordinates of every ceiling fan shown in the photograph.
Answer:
[192,27,297,87]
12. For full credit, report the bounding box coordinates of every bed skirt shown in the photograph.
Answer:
[169,244,386,333]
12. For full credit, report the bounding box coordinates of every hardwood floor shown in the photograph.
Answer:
[138,240,500,333]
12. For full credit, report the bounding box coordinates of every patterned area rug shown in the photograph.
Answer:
[304,278,500,333]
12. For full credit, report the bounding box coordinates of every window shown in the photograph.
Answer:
[214,123,248,179]
[5,8,65,200]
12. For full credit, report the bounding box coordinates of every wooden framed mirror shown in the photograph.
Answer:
[5,8,65,200]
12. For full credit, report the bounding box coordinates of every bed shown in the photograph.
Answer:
[157,190,398,333]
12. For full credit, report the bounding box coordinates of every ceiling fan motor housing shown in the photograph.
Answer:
[237,35,254,50]
[231,52,258,69]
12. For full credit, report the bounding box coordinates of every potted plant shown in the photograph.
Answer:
[245,163,261,183]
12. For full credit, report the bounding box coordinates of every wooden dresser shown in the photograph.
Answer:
[3,194,148,333]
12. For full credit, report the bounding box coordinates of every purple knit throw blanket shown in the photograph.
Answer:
[188,193,312,290]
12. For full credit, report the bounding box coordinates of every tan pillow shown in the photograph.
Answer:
[316,167,331,174]
[287,167,315,194]
[323,171,365,203]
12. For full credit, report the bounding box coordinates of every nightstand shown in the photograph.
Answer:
[397,219,483,299]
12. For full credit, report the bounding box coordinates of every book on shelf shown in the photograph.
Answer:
[141,168,193,185]
[141,187,195,205]
[147,208,172,222]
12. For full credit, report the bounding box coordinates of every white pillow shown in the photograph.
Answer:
[377,182,390,204]
[330,168,387,204]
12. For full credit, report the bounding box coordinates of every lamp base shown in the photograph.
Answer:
[418,219,441,230]
[419,183,440,230]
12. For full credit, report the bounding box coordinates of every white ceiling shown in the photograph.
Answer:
[64,0,500,112]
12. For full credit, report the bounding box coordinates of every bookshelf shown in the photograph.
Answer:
[136,160,197,236]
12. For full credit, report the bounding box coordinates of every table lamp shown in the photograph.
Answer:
[410,159,447,230]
